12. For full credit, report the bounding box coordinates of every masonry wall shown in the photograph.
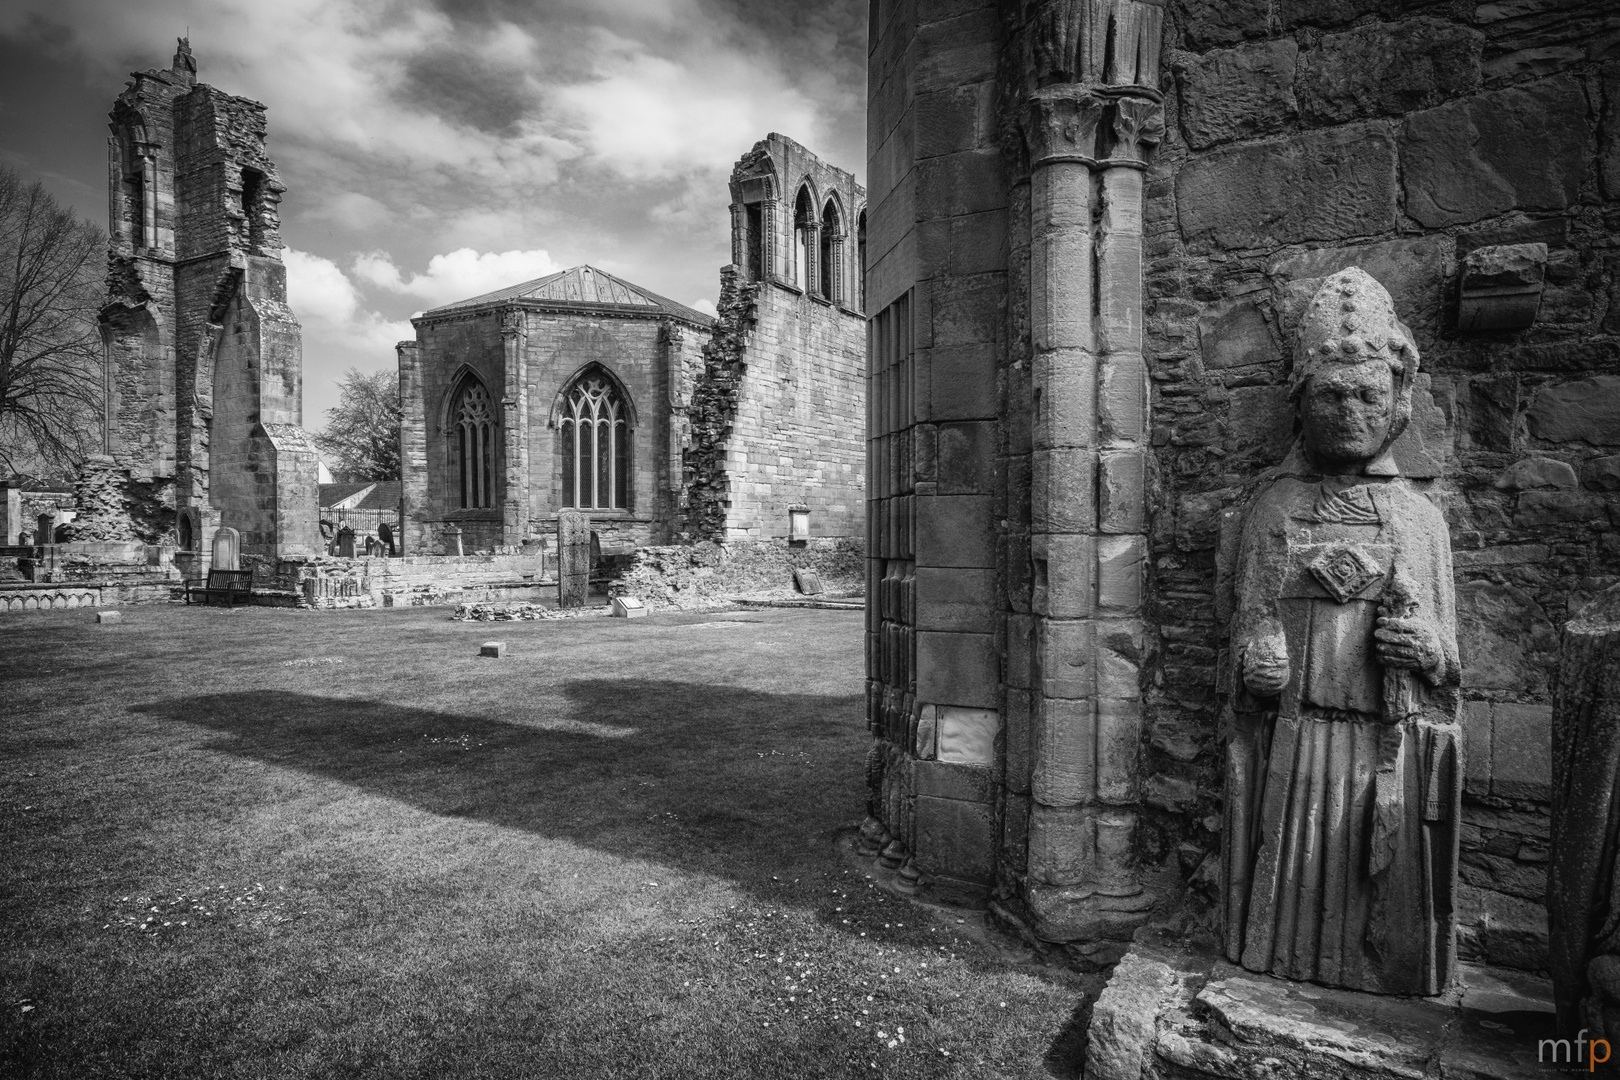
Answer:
[1142,0,1620,971]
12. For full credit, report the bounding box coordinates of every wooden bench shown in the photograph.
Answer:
[185,568,253,607]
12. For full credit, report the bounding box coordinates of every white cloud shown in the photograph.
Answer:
[549,30,821,180]
[285,247,413,358]
[690,298,717,317]
[353,248,562,307]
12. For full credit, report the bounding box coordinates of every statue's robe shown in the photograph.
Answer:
[1222,447,1462,995]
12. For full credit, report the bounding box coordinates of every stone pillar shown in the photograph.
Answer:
[499,307,529,545]
[804,220,821,295]
[829,232,846,305]
[1018,82,1161,958]
[761,198,780,282]
[729,203,746,269]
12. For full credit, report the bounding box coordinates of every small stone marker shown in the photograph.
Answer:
[96,610,121,624]
[793,568,823,595]
[610,595,648,619]
[478,641,507,658]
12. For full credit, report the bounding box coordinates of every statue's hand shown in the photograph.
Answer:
[1242,635,1290,697]
[1374,615,1440,674]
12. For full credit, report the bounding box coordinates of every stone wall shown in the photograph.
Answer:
[611,538,864,609]
[1143,0,1620,971]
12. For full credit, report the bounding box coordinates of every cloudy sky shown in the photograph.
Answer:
[0,0,867,427]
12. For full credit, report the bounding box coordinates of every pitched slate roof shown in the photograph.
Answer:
[421,265,714,327]
[318,482,374,509]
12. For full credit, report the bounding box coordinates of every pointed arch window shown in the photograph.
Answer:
[451,377,496,509]
[793,185,815,290]
[820,200,841,302]
[560,371,629,510]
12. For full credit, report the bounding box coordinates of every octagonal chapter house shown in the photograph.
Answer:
[397,266,713,554]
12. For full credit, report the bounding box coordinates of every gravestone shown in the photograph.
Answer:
[1549,585,1620,1038]
[336,525,355,558]
[211,526,240,571]
[557,510,589,609]
[379,521,395,556]
[478,641,507,658]
[610,595,648,618]
[793,567,823,595]
[1221,269,1461,996]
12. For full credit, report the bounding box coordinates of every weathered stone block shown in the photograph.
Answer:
[1460,885,1549,971]
[1033,448,1097,533]
[1033,348,1098,449]
[1514,491,1609,528]
[1178,125,1398,251]
[1464,701,1492,797]
[915,149,1007,221]
[1456,580,1558,695]
[916,631,999,708]
[1401,76,1590,228]
[1006,612,1036,689]
[951,211,1006,276]
[1177,0,1271,50]
[914,494,995,568]
[915,86,980,160]
[914,795,995,884]
[1603,62,1620,201]
[1490,703,1552,801]
[1005,688,1034,794]
[479,641,507,658]
[931,273,1003,347]
[928,343,998,421]
[1033,696,1096,807]
[915,759,996,803]
[1494,456,1577,491]
[1268,236,1446,345]
[1002,791,1031,872]
[96,610,122,624]
[1099,353,1147,442]
[1175,490,1228,553]
[932,422,991,498]
[1225,385,1292,464]
[1096,625,1142,701]
[1096,698,1142,804]
[1045,533,1097,618]
[915,567,996,632]
[1583,455,1620,491]
[936,705,999,766]
[1097,536,1144,613]
[1098,450,1147,534]
[1042,618,1096,701]
[1197,299,1278,371]
[1173,39,1299,150]
[1527,376,1620,446]
[1297,18,1482,124]
[1468,374,1518,452]
[1028,803,1092,886]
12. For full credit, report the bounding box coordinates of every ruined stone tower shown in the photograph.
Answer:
[681,135,867,542]
[99,39,319,562]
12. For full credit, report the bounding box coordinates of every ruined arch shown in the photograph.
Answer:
[792,183,817,290]
[819,192,846,303]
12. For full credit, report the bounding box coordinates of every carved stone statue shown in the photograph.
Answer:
[1221,267,1462,996]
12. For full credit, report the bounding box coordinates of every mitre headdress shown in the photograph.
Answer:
[1291,266,1419,454]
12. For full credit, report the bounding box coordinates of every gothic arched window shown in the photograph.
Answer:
[451,377,496,510]
[820,199,841,303]
[856,208,867,313]
[559,371,629,510]
[793,185,815,290]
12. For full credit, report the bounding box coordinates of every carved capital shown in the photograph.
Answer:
[499,307,527,338]
[1024,87,1105,168]
[1104,95,1165,167]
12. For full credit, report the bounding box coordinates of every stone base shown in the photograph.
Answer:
[1087,935,1558,1079]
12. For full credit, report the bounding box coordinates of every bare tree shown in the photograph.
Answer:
[315,367,401,482]
[0,166,104,479]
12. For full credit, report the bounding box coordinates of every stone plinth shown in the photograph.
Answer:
[1087,937,1559,1080]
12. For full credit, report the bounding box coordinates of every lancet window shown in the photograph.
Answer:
[560,370,629,511]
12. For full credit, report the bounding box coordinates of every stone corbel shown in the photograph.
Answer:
[1024,87,1106,169]
[499,307,527,339]
[1101,95,1165,168]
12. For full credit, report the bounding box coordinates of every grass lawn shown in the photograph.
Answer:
[1,604,1093,1079]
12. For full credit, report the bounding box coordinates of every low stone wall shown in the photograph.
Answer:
[0,581,176,613]
[608,538,864,610]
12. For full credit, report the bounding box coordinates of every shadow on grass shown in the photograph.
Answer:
[130,681,863,895]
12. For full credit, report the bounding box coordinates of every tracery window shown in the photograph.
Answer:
[820,200,840,303]
[452,378,495,510]
[560,371,629,511]
[793,185,815,290]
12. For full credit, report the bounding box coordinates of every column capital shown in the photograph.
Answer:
[1102,94,1165,168]
[1023,86,1106,169]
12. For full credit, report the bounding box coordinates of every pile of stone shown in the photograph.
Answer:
[451,602,602,622]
